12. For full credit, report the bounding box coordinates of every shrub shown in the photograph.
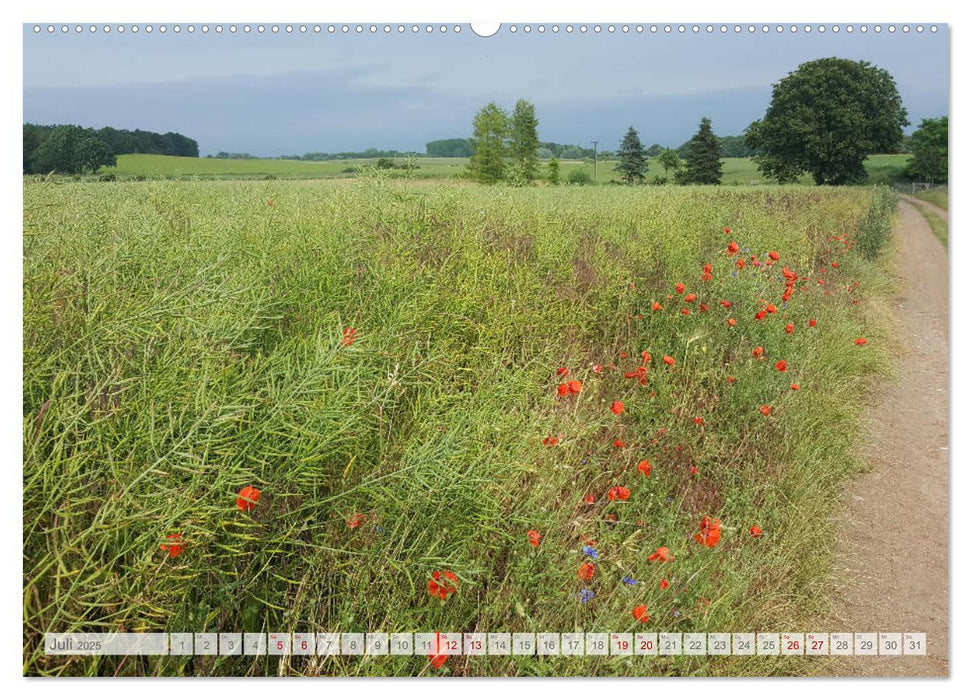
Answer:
[567,169,592,185]
[857,186,898,259]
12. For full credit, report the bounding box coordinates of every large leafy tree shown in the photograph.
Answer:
[510,99,540,183]
[657,148,682,178]
[679,117,722,184]
[614,126,648,184]
[28,124,117,174]
[907,117,948,183]
[746,58,909,185]
[467,102,509,184]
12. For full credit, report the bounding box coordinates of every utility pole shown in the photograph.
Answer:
[590,140,599,181]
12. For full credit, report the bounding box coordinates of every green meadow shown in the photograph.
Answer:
[98,153,912,186]
[24,178,898,676]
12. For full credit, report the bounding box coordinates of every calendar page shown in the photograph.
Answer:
[19,1,950,681]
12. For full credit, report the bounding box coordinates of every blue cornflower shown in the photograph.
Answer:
[582,545,599,559]
[579,588,595,604]
[622,576,639,586]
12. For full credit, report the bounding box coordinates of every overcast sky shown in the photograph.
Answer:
[23,25,949,156]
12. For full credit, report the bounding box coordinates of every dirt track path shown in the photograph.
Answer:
[900,193,949,223]
[828,200,948,676]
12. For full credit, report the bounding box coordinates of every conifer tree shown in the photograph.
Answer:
[614,126,648,184]
[681,117,723,184]
[510,99,540,183]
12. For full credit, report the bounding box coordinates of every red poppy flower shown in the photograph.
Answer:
[752,347,764,360]
[724,227,732,234]
[681,308,691,316]
[726,241,740,255]
[855,337,868,346]
[567,380,582,394]
[341,327,357,347]
[689,465,699,476]
[613,439,626,449]
[755,310,767,321]
[790,383,800,391]
[775,359,788,372]
[726,376,737,383]
[556,367,569,377]
[759,404,772,417]
[593,364,603,373]
[527,530,541,547]
[727,318,737,327]
[578,562,596,581]
[347,512,365,529]
[610,401,624,415]
[693,416,704,425]
[542,435,559,447]
[749,525,764,538]
[652,302,662,312]
[557,383,570,397]
[736,259,746,270]
[659,579,670,590]
[160,533,186,559]
[619,351,628,359]
[720,300,733,308]
[236,485,260,512]
[429,653,448,669]
[699,303,709,312]
[607,485,631,501]
[638,459,652,478]
[785,323,794,334]
[662,355,675,367]
[674,283,686,294]
[694,516,722,547]
[648,546,673,563]
[428,570,459,600]
[632,604,651,623]
[684,293,697,303]
[832,261,839,268]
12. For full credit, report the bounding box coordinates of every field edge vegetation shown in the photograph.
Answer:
[24,181,898,676]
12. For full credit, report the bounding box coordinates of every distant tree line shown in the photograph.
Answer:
[23,123,198,174]
[426,137,610,160]
[277,148,423,161]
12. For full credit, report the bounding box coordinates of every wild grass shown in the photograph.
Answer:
[24,179,896,676]
[919,210,948,248]
[912,187,948,211]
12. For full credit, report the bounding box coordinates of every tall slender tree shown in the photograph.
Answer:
[467,102,509,184]
[614,126,648,184]
[680,117,723,184]
[510,99,540,183]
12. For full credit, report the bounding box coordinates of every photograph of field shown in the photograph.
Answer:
[21,19,949,679]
